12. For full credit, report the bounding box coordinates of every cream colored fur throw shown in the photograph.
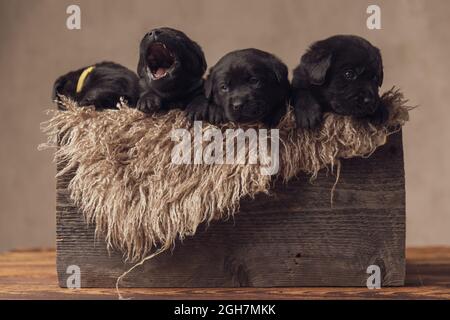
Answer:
[40,88,411,262]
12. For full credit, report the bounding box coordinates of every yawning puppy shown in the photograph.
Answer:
[291,35,388,128]
[187,48,290,127]
[137,27,207,113]
[52,61,140,110]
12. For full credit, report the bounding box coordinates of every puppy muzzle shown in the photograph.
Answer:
[229,101,268,122]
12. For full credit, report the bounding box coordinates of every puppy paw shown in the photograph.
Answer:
[294,103,323,129]
[137,93,162,113]
[185,98,209,123]
[368,103,389,126]
[208,104,226,125]
[186,101,225,125]
[52,78,64,102]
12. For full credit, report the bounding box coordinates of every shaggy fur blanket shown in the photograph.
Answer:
[40,88,411,262]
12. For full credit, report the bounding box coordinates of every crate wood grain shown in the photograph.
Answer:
[56,131,406,288]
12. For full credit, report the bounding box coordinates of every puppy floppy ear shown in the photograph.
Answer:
[301,48,332,86]
[270,59,289,85]
[374,47,384,87]
[137,39,147,78]
[192,41,207,75]
[204,68,215,100]
[270,61,290,102]
[137,58,145,78]
[137,54,147,79]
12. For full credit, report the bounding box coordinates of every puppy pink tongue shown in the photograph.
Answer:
[155,68,166,78]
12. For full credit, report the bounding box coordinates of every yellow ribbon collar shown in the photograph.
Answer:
[76,66,95,93]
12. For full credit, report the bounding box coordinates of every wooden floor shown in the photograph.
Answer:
[0,247,449,299]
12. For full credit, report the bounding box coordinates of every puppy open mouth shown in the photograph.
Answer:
[146,42,175,80]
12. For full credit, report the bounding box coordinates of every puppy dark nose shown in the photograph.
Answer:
[359,92,379,114]
[363,96,373,105]
[359,91,374,106]
[231,100,244,111]
[147,29,162,39]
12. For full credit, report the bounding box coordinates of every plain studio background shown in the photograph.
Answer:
[0,0,449,252]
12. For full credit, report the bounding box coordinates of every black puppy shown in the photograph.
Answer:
[187,48,290,127]
[137,27,207,113]
[52,61,140,110]
[291,35,388,128]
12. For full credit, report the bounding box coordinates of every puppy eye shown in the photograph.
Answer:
[220,84,229,92]
[344,70,357,81]
[249,77,260,85]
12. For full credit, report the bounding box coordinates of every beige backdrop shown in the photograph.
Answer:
[0,0,449,252]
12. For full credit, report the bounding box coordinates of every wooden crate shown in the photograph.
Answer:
[56,132,405,287]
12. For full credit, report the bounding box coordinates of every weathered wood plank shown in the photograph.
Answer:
[3,247,448,299]
[56,132,405,287]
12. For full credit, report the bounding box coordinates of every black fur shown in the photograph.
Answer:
[186,48,290,127]
[291,35,388,128]
[52,61,139,110]
[136,27,207,113]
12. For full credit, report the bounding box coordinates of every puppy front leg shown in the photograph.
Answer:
[185,98,225,125]
[207,103,226,125]
[185,95,209,123]
[292,89,323,129]
[137,90,163,114]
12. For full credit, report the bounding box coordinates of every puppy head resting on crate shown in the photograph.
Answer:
[186,48,290,128]
[292,35,388,129]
